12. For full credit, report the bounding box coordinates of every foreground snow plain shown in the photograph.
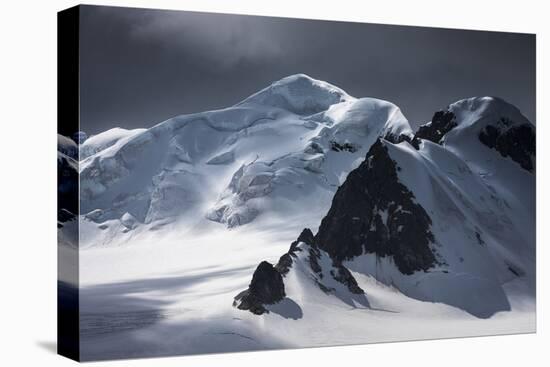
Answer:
[77,216,534,360]
[63,75,535,360]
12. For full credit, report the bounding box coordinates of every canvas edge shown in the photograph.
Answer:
[57,4,81,362]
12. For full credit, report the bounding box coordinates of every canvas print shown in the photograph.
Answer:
[57,5,536,361]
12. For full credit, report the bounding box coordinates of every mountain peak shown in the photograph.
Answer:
[446,96,532,129]
[237,74,352,115]
[271,73,333,87]
[272,73,316,83]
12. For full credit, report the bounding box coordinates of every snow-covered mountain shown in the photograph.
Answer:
[77,74,412,246]
[236,95,535,319]
[64,74,535,360]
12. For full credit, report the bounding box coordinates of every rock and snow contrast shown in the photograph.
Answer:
[58,74,535,360]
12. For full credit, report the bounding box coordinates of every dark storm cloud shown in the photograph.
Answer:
[79,5,535,134]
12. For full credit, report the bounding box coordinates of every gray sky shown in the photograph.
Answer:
[79,5,535,135]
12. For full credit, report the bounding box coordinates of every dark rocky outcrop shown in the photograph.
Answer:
[412,110,457,148]
[315,139,437,275]
[478,118,535,172]
[233,261,285,315]
[331,264,364,294]
[274,253,294,276]
[235,227,366,314]
[308,245,323,276]
[276,228,314,275]
[297,231,365,295]
[330,141,359,153]
[383,132,413,145]
[296,228,315,246]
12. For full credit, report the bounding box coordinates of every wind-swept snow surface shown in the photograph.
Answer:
[63,75,535,361]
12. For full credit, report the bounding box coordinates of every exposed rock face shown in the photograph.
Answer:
[412,110,457,148]
[330,141,358,153]
[249,261,286,302]
[315,139,437,275]
[233,261,285,315]
[275,228,314,275]
[307,249,366,297]
[478,118,535,172]
[297,228,315,244]
[331,264,364,294]
[383,132,413,145]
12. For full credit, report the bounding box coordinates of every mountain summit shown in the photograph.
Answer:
[237,73,353,115]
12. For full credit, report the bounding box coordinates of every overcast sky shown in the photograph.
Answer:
[79,5,535,135]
